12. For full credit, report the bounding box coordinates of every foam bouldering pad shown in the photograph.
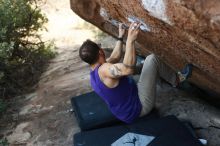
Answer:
[71,91,120,130]
[73,116,202,146]
[71,91,159,131]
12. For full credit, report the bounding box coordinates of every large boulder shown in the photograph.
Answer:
[70,0,220,95]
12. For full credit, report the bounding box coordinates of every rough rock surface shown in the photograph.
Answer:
[70,0,220,96]
[155,82,220,146]
[7,122,32,144]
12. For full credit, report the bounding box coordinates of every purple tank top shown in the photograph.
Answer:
[90,65,142,123]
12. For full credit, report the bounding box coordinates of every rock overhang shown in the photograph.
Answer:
[70,0,220,96]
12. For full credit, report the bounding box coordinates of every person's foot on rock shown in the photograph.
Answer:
[177,64,193,84]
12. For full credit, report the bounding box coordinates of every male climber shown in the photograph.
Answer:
[79,22,192,123]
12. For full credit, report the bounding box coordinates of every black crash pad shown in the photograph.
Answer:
[71,91,158,131]
[71,91,120,130]
[74,116,202,146]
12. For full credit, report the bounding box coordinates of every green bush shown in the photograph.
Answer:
[0,138,9,146]
[0,99,7,113]
[0,0,55,97]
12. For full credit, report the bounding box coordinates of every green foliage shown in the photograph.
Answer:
[0,0,55,97]
[0,138,9,146]
[0,99,7,113]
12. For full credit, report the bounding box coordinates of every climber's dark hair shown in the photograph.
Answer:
[79,39,100,65]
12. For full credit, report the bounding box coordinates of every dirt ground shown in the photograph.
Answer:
[0,0,115,145]
[1,46,92,146]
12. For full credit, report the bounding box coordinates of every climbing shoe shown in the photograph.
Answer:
[177,64,193,83]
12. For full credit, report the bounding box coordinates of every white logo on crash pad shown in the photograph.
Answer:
[111,133,155,146]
